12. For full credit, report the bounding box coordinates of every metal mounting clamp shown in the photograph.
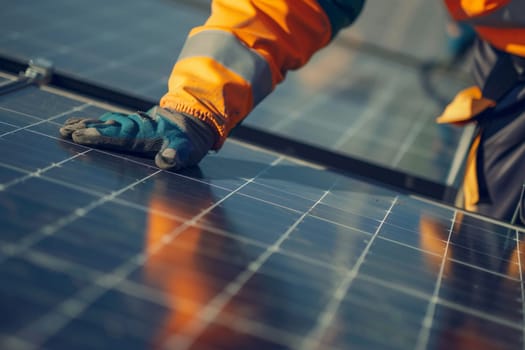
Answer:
[0,58,53,95]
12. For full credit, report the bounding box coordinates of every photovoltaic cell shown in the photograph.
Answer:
[0,85,523,350]
[0,0,469,185]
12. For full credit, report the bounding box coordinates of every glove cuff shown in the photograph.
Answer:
[151,106,218,155]
[159,102,226,150]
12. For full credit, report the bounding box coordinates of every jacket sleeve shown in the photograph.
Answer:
[160,0,365,149]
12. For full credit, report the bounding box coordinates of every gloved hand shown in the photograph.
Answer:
[59,106,217,170]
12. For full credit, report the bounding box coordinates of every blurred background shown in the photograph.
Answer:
[0,0,473,188]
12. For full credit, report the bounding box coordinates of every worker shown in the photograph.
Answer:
[59,0,525,225]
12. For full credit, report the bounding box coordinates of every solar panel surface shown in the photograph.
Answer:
[0,0,469,185]
[0,85,523,350]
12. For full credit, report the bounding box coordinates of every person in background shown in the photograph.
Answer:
[59,0,525,226]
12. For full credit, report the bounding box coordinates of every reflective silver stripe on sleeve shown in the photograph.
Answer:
[459,0,525,27]
[177,30,273,106]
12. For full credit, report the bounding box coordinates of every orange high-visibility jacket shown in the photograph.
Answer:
[159,0,524,148]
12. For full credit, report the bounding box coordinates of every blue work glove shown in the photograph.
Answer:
[59,106,217,170]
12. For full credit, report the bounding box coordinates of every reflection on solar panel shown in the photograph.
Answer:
[0,85,523,350]
[0,0,469,185]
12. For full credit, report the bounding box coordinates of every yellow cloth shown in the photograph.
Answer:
[436,86,496,126]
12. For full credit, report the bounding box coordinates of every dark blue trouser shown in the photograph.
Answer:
[467,40,525,225]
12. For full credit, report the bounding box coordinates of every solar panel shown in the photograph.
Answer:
[1,84,524,350]
[245,47,468,184]
[0,0,469,185]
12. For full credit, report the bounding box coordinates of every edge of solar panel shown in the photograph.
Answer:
[0,53,458,203]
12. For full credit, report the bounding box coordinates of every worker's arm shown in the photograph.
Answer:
[61,0,365,170]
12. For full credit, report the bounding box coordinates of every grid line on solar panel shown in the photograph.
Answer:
[376,235,441,258]
[415,211,456,350]
[0,156,155,213]
[0,149,91,191]
[0,162,32,186]
[300,196,399,350]
[0,133,86,174]
[0,103,91,137]
[209,313,302,348]
[447,257,520,281]
[2,127,151,171]
[437,298,523,332]
[0,107,62,128]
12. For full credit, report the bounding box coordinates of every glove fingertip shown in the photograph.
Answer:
[59,126,74,138]
[155,148,182,170]
[71,127,102,145]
